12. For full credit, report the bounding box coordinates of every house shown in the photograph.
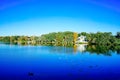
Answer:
[76,35,87,44]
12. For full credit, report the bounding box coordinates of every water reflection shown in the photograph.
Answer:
[86,45,120,56]
[39,44,120,56]
[1,43,120,80]
[73,44,120,56]
[1,43,120,56]
[48,46,74,54]
[76,44,87,52]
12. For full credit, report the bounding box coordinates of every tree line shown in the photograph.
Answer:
[0,31,120,46]
[78,32,120,45]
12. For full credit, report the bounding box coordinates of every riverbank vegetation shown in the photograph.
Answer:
[0,31,120,46]
[79,32,120,45]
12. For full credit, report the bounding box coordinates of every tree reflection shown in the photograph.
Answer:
[86,45,120,56]
[1,42,120,56]
[49,46,74,54]
[73,44,120,56]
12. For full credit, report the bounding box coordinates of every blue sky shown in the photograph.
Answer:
[0,0,120,36]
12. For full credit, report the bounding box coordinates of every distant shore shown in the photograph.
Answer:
[0,31,120,46]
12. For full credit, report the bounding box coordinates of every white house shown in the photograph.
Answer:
[76,35,87,43]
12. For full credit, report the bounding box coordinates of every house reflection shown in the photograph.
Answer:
[48,44,88,54]
[75,44,87,52]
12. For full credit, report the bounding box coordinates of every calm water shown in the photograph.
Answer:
[0,44,120,80]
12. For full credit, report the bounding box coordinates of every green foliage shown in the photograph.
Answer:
[0,31,120,46]
[79,32,120,45]
[116,32,120,39]
[39,31,74,46]
[0,36,10,43]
